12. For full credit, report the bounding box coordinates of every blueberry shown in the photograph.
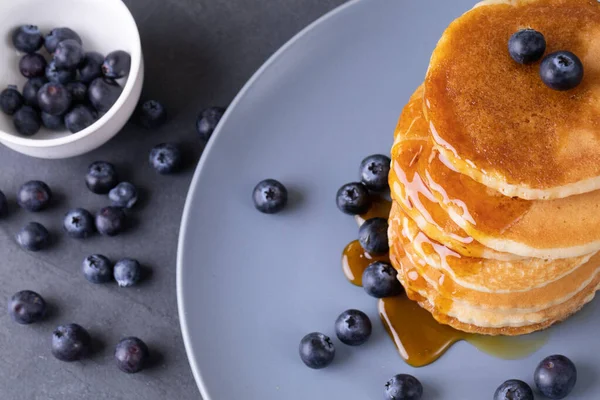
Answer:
[336,182,371,215]
[494,379,534,400]
[12,25,43,53]
[13,106,41,136]
[0,190,7,217]
[299,332,335,369]
[78,52,104,83]
[45,60,76,84]
[82,254,113,283]
[53,39,84,70]
[540,51,584,91]
[23,77,48,107]
[114,258,142,287]
[508,29,546,65]
[360,154,391,192]
[66,81,88,104]
[16,222,50,251]
[149,143,182,174]
[102,50,131,79]
[1,86,24,115]
[41,112,64,130]
[37,83,71,116]
[63,208,95,239]
[109,182,138,209]
[385,374,423,400]
[52,323,91,362]
[88,77,122,113]
[115,337,150,373]
[139,100,167,128]
[534,354,577,399]
[8,290,46,324]
[335,309,372,346]
[19,53,47,79]
[45,27,82,54]
[17,181,52,211]
[65,105,96,133]
[85,161,118,194]
[95,206,126,236]
[358,217,389,254]
[196,106,226,141]
[362,261,402,298]
[252,179,288,214]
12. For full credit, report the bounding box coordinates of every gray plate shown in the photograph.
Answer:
[177,0,599,398]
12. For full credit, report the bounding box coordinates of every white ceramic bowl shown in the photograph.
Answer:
[0,0,143,159]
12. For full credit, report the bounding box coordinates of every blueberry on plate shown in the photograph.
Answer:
[362,261,403,298]
[360,154,391,192]
[1,86,24,116]
[8,290,46,324]
[53,39,84,70]
[85,161,118,194]
[139,100,167,129]
[41,112,64,130]
[540,51,584,91]
[508,29,546,65]
[299,332,335,369]
[12,25,44,53]
[17,180,52,211]
[45,27,82,54]
[82,254,113,283]
[115,337,150,373]
[494,379,533,400]
[52,323,91,362]
[23,77,48,107]
[336,182,371,215]
[16,222,50,251]
[253,179,288,214]
[149,143,182,174]
[45,60,76,85]
[534,354,577,399]
[196,107,226,141]
[385,374,423,400]
[109,182,138,209]
[102,50,131,79]
[63,208,95,239]
[19,53,47,79]
[88,77,122,113]
[335,309,372,346]
[0,190,7,217]
[95,206,127,236]
[13,106,41,136]
[37,83,72,116]
[66,81,88,104]
[358,217,389,254]
[78,52,104,83]
[65,105,96,133]
[114,258,142,287]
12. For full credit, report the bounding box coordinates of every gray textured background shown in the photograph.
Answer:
[0,0,345,398]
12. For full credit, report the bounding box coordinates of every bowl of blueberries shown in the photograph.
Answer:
[0,0,143,159]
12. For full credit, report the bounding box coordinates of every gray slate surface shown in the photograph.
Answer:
[0,0,345,398]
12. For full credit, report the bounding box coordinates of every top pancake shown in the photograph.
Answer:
[424,0,600,200]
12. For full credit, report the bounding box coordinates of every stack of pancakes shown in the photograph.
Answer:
[388,0,600,335]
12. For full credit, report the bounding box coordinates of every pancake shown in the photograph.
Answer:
[424,0,600,200]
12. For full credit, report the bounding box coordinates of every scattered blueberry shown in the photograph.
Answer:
[252,179,288,214]
[23,77,48,107]
[78,52,104,83]
[360,154,391,192]
[115,337,150,373]
[196,106,226,141]
[335,309,372,346]
[102,50,131,79]
[540,51,584,91]
[13,106,41,136]
[385,374,423,400]
[65,105,96,133]
[46,60,76,84]
[508,29,546,65]
[17,180,52,211]
[19,53,47,79]
[37,83,72,116]
[54,39,84,70]
[95,206,127,236]
[362,261,403,298]
[0,190,7,217]
[534,354,577,399]
[299,332,335,369]
[149,143,182,174]
[41,112,64,130]
[494,379,534,400]
[51,323,91,362]
[139,100,167,128]
[63,208,95,239]
[358,217,389,254]
[336,182,371,215]
[109,182,138,209]
[82,254,113,283]
[0,86,24,115]
[8,290,46,324]
[85,161,118,194]
[16,222,50,251]
[66,81,88,104]
[88,77,122,113]
[12,25,44,53]
[114,258,142,287]
[45,27,82,54]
